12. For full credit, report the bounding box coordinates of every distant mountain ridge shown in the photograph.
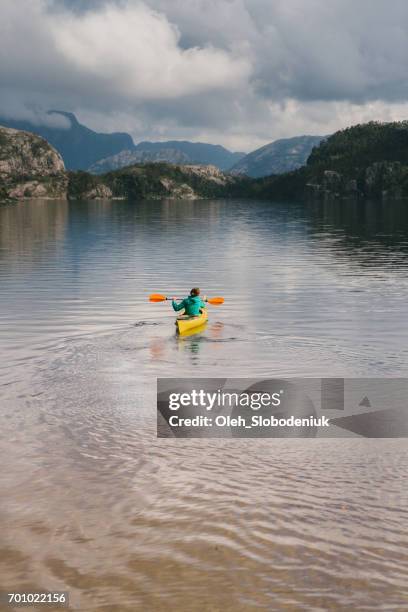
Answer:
[0,111,245,172]
[133,140,245,171]
[88,142,244,174]
[230,135,325,177]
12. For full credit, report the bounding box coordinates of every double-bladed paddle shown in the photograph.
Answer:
[149,293,224,305]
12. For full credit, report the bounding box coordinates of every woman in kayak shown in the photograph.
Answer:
[172,288,206,317]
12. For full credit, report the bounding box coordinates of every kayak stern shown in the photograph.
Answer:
[176,309,208,334]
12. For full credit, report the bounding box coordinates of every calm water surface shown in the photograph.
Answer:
[0,199,407,610]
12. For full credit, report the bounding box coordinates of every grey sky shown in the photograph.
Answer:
[1,0,408,151]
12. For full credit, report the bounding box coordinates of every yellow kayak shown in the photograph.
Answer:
[176,309,208,334]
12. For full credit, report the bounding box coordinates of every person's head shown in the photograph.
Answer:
[190,287,200,297]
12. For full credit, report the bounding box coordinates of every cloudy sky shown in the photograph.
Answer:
[1,0,408,151]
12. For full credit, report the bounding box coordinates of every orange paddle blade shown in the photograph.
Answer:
[149,293,167,302]
[207,297,224,305]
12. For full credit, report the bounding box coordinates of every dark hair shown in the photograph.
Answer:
[190,287,200,296]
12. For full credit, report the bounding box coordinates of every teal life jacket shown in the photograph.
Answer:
[172,295,205,316]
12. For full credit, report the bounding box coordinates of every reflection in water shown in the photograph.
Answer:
[1,199,408,610]
[149,322,222,364]
[181,335,201,356]
[178,325,207,359]
[306,199,408,267]
[0,199,68,265]
[149,336,167,360]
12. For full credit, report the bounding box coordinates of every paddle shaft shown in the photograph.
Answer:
[149,293,224,305]
[166,297,211,302]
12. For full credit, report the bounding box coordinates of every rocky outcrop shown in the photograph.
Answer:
[7,180,65,199]
[365,161,406,199]
[0,126,65,176]
[181,164,231,185]
[306,163,407,200]
[159,178,196,199]
[0,126,67,199]
[153,164,235,197]
[81,184,114,199]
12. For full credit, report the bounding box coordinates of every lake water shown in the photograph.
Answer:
[0,198,407,610]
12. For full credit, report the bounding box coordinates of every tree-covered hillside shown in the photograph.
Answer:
[307,121,408,174]
[68,163,240,200]
[254,121,408,200]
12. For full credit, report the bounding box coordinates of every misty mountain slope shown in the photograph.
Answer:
[0,111,134,171]
[88,148,192,174]
[132,141,245,171]
[230,135,325,177]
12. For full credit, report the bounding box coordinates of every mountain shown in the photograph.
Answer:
[133,141,245,171]
[229,135,325,177]
[89,140,245,173]
[247,121,408,200]
[0,126,67,199]
[88,148,191,174]
[0,111,134,171]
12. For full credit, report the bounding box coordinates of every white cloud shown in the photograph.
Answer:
[0,0,249,107]
[50,2,250,99]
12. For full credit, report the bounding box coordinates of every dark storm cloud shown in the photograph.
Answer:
[147,0,408,104]
[1,0,408,149]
